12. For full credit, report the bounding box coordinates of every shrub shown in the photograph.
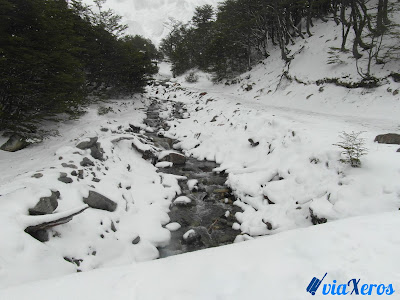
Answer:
[333,131,368,167]
[185,72,199,83]
[97,106,114,116]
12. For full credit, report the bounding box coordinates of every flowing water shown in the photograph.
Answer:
[143,97,242,258]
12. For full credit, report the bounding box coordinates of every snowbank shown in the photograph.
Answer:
[1,212,399,299]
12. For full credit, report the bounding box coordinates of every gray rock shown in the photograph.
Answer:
[25,206,88,242]
[29,229,49,242]
[58,176,73,184]
[76,137,98,150]
[132,236,141,244]
[32,173,43,178]
[111,221,117,232]
[182,230,199,244]
[309,208,327,225]
[0,134,30,152]
[244,84,253,91]
[90,143,104,160]
[248,138,259,147]
[262,220,273,230]
[160,152,187,165]
[80,157,94,167]
[83,191,117,212]
[62,163,77,169]
[129,124,141,133]
[397,148,400,152]
[29,190,60,215]
[131,142,157,161]
[374,133,400,145]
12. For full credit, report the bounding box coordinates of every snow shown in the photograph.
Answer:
[155,161,173,168]
[182,229,195,240]
[165,222,181,231]
[0,97,180,288]
[146,16,400,241]
[3,212,400,299]
[187,179,198,191]
[232,222,240,230]
[173,196,192,204]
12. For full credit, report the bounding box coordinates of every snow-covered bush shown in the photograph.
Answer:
[185,72,199,83]
[97,106,114,115]
[334,131,368,167]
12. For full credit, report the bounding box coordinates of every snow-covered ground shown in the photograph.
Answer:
[148,17,400,239]
[1,211,400,299]
[1,11,400,300]
[0,97,186,288]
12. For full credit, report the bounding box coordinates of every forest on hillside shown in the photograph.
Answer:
[0,0,161,137]
[160,0,399,80]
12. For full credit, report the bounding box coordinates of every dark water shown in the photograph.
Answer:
[143,98,241,258]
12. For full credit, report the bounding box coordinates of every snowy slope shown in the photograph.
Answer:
[83,0,222,44]
[147,17,400,239]
[0,97,186,288]
[1,211,400,299]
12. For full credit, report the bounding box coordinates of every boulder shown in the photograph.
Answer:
[90,143,104,160]
[58,173,73,184]
[29,190,60,215]
[29,229,49,242]
[0,134,30,152]
[248,138,259,147]
[374,133,400,145]
[160,152,186,165]
[397,148,400,152]
[128,124,141,133]
[132,236,141,244]
[25,206,88,242]
[83,191,117,212]
[61,163,77,169]
[76,137,98,150]
[80,157,94,167]
[182,229,199,244]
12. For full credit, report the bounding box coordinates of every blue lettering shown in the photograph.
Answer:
[377,284,385,295]
[386,284,395,295]
[348,279,360,295]
[361,284,369,295]
[368,284,377,295]
[331,280,337,295]
[337,284,349,295]
[322,284,331,295]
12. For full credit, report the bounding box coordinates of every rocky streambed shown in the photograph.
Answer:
[144,98,242,258]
